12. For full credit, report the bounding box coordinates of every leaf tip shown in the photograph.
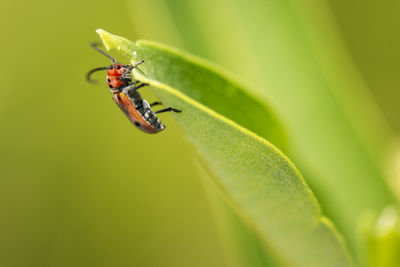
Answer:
[95,28,104,35]
[95,28,112,51]
[95,29,136,60]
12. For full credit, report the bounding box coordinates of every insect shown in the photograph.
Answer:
[86,43,181,134]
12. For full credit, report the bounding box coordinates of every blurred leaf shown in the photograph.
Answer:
[328,0,400,133]
[97,29,352,267]
[360,206,400,267]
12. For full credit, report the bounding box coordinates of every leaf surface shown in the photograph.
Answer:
[125,1,397,258]
[97,29,352,267]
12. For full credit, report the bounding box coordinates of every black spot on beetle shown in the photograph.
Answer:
[108,84,113,88]
[107,78,111,82]
[134,122,141,127]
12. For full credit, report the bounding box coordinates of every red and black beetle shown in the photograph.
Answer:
[86,43,181,134]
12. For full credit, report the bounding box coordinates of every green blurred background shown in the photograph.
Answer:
[0,0,399,266]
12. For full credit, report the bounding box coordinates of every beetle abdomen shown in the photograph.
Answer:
[113,92,164,134]
[136,100,165,132]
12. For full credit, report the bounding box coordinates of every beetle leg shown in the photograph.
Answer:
[123,83,141,99]
[124,83,149,105]
[120,77,131,83]
[122,82,148,97]
[120,68,133,82]
[121,60,144,80]
[150,101,162,107]
[133,83,149,91]
[121,60,144,78]
[154,107,182,114]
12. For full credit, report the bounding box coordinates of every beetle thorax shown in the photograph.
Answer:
[106,63,129,92]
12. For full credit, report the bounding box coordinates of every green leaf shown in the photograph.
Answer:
[360,206,400,267]
[125,1,397,258]
[196,162,281,267]
[97,29,352,267]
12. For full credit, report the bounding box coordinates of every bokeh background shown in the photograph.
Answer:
[0,0,399,266]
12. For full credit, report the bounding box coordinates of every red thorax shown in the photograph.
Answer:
[106,63,128,92]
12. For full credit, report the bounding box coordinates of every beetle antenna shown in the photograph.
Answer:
[86,66,112,83]
[123,60,144,73]
[91,43,116,63]
[132,60,144,68]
